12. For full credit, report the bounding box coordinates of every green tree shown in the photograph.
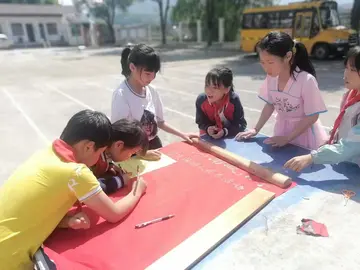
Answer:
[152,0,171,45]
[74,0,135,44]
[172,0,274,46]
[351,0,360,32]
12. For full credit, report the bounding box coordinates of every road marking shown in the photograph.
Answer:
[2,88,49,144]
[45,84,94,110]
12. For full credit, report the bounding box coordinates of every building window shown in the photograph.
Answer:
[46,23,58,35]
[71,24,81,37]
[11,23,24,36]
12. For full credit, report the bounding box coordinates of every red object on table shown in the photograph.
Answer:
[45,142,296,269]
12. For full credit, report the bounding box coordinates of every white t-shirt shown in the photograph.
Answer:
[111,80,164,140]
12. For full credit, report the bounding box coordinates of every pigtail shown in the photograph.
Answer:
[121,47,131,77]
[292,42,316,78]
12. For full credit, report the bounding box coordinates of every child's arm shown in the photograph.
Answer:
[284,124,360,171]
[225,95,247,137]
[195,95,213,133]
[286,114,319,142]
[236,103,274,140]
[83,179,147,223]
[158,121,198,143]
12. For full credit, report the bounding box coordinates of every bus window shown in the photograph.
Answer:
[254,13,268,29]
[294,15,303,37]
[242,14,253,29]
[268,12,280,28]
[303,15,311,37]
[311,12,320,37]
[280,11,294,28]
[320,2,340,28]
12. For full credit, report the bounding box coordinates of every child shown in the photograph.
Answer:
[111,43,197,160]
[196,67,247,139]
[93,118,149,194]
[235,31,328,150]
[0,110,147,270]
[284,46,360,172]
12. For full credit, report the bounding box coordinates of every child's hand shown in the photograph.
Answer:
[181,132,199,143]
[235,128,258,141]
[284,154,313,172]
[122,172,133,186]
[140,150,162,161]
[67,212,91,230]
[211,129,224,139]
[132,177,147,196]
[264,136,289,147]
[207,126,218,136]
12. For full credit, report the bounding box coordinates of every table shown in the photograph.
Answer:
[194,134,360,269]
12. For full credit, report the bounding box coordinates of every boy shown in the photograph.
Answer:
[0,110,147,270]
[93,118,149,194]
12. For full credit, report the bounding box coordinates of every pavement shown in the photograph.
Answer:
[0,47,357,269]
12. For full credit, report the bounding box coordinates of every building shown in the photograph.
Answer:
[0,3,100,47]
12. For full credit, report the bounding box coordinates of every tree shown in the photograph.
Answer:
[74,0,135,44]
[171,0,274,46]
[351,0,360,32]
[151,0,170,45]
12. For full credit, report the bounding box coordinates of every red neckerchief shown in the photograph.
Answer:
[53,139,77,162]
[52,139,82,210]
[93,152,109,177]
[329,89,360,144]
[211,93,230,130]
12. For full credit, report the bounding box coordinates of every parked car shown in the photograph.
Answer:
[0,34,13,49]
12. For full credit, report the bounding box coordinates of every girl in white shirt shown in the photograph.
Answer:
[111,44,197,160]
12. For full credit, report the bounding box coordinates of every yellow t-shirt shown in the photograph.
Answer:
[0,146,102,270]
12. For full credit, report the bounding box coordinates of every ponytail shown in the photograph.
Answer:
[291,42,316,78]
[121,47,131,77]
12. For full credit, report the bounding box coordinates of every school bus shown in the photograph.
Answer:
[240,0,359,60]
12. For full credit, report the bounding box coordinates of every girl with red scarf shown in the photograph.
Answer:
[285,46,360,172]
[196,67,247,139]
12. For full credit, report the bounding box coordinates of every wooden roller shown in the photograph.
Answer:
[191,138,292,188]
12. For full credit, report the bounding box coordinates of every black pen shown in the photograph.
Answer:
[135,214,175,229]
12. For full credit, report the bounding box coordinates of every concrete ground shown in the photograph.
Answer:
[0,47,358,269]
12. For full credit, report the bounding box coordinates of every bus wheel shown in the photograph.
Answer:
[313,44,329,60]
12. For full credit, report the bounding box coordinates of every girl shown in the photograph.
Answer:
[235,31,328,150]
[93,119,149,194]
[111,43,197,160]
[196,67,247,139]
[285,46,360,172]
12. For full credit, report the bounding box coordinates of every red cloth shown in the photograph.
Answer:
[329,89,360,144]
[45,142,295,270]
[296,219,329,237]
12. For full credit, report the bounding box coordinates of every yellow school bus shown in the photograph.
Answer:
[240,0,359,59]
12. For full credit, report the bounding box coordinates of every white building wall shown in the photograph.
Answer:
[0,4,84,46]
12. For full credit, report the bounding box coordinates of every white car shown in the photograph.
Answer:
[0,34,13,49]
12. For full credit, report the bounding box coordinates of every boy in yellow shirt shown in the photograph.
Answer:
[0,110,147,270]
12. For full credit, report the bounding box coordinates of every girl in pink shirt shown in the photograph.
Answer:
[236,31,328,150]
